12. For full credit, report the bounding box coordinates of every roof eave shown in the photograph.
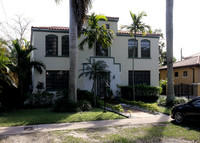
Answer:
[116,33,160,38]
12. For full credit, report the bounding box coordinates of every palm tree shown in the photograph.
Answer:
[0,40,16,89]
[79,13,113,51]
[10,39,45,106]
[79,13,114,106]
[122,11,152,100]
[79,59,110,105]
[166,0,175,103]
[55,0,92,102]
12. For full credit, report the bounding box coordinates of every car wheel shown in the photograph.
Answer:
[174,112,184,123]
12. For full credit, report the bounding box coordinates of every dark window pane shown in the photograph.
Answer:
[128,39,138,58]
[106,24,110,29]
[46,71,69,90]
[46,35,58,56]
[96,42,108,57]
[62,35,69,56]
[183,71,187,77]
[129,71,150,85]
[175,72,178,77]
[141,40,150,58]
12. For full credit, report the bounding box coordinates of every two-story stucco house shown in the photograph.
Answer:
[31,16,160,96]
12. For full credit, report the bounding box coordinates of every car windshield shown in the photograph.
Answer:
[188,97,200,104]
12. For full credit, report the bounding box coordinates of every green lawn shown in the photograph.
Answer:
[53,122,200,143]
[0,108,125,127]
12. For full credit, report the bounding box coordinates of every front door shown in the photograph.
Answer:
[97,74,110,98]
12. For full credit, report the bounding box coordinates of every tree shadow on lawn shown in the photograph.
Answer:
[105,107,200,143]
[135,112,200,142]
[171,120,200,132]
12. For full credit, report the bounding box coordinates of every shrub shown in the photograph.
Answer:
[111,104,124,112]
[158,96,188,107]
[78,100,92,111]
[97,99,124,112]
[77,89,93,105]
[159,79,167,95]
[157,96,167,106]
[24,91,54,108]
[173,97,188,105]
[53,97,78,112]
[118,85,161,103]
[120,99,159,112]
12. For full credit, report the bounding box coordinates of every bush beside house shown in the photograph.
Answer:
[118,85,161,103]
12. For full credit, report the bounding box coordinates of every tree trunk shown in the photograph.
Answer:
[166,0,175,103]
[132,33,136,101]
[68,0,78,102]
[93,76,97,106]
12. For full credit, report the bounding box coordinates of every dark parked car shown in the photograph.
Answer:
[171,97,200,123]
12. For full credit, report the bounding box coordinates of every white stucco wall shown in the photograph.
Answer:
[31,18,159,95]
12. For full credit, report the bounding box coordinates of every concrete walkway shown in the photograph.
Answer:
[0,112,172,135]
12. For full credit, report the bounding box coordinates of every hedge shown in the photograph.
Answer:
[118,85,161,103]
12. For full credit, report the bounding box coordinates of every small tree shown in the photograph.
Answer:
[121,11,152,100]
[79,13,114,106]
[79,59,110,105]
[10,39,45,106]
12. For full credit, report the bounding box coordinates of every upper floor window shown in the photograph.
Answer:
[141,39,150,58]
[175,72,179,77]
[46,35,58,56]
[62,35,69,56]
[128,39,138,58]
[183,71,188,77]
[96,42,108,57]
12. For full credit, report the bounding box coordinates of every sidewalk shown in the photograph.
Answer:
[0,113,172,135]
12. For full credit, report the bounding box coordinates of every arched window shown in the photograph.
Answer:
[46,35,58,56]
[128,39,138,58]
[141,39,150,58]
[62,35,69,56]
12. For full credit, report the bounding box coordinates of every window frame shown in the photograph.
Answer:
[174,72,179,78]
[45,34,58,56]
[183,71,188,77]
[46,70,69,90]
[62,35,69,57]
[141,39,150,58]
[128,39,138,58]
[95,41,109,57]
[128,70,150,86]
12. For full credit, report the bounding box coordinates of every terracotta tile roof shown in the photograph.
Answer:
[117,30,160,36]
[159,55,200,70]
[183,52,200,60]
[32,26,69,31]
[32,26,160,37]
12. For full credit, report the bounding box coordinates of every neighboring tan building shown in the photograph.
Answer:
[159,53,200,96]
[31,16,160,96]
[160,53,200,84]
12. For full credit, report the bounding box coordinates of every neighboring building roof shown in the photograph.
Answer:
[183,53,200,60]
[160,54,200,70]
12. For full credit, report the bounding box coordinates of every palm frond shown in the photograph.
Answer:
[30,60,46,74]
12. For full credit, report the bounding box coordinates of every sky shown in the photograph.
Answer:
[1,0,200,61]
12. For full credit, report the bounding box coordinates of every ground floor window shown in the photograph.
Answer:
[46,70,69,90]
[129,71,150,85]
